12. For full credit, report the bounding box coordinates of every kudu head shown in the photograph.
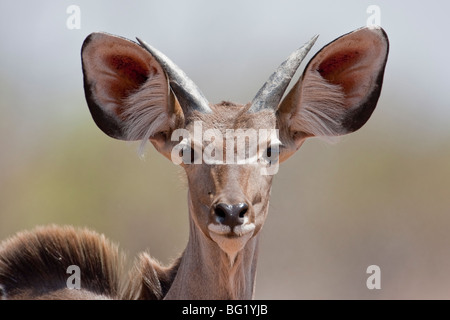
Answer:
[81,27,388,261]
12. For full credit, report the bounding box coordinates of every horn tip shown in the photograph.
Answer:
[307,34,319,48]
[136,37,145,46]
[136,37,157,57]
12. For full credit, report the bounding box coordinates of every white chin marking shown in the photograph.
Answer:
[208,223,231,235]
[208,223,255,264]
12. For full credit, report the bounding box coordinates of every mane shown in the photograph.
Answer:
[0,225,124,300]
[121,251,180,300]
[216,100,239,107]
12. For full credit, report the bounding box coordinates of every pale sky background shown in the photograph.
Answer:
[1,1,449,160]
[1,1,449,299]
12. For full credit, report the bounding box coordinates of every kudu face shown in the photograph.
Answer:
[179,106,278,257]
[81,27,389,260]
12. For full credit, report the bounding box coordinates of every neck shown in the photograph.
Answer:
[164,202,260,300]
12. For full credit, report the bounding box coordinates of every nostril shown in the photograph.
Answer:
[213,203,249,227]
[214,205,227,220]
[238,204,248,218]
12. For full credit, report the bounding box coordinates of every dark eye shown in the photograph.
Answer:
[262,146,279,165]
[180,145,197,164]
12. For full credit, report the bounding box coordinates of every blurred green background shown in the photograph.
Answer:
[1,0,449,299]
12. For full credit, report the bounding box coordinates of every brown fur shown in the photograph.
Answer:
[0,225,124,300]
[121,252,180,300]
[0,27,388,300]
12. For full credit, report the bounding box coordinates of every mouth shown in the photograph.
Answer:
[208,223,256,260]
[208,223,255,238]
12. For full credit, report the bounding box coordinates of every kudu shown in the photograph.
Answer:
[0,26,388,299]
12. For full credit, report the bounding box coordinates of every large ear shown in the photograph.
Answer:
[81,32,181,143]
[277,26,389,158]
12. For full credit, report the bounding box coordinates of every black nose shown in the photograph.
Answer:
[214,203,249,228]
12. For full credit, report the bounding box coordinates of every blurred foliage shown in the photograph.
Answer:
[0,112,189,265]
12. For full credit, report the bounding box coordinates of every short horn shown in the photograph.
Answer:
[248,35,318,113]
[136,37,212,114]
